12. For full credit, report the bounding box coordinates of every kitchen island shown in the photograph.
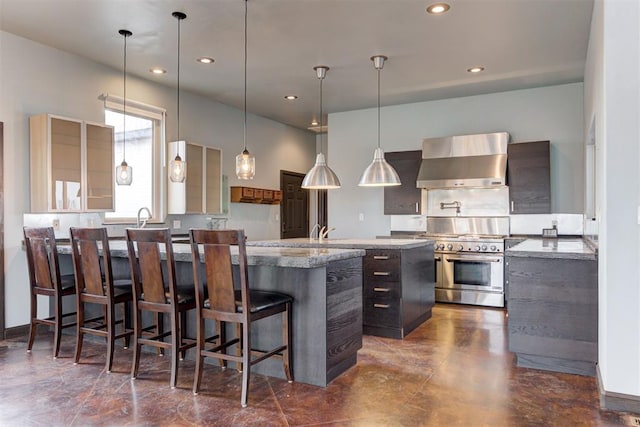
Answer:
[506,238,597,376]
[248,238,435,339]
[57,241,365,387]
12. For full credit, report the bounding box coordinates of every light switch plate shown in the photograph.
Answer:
[173,220,181,229]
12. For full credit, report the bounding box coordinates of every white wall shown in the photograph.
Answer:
[584,0,640,398]
[0,31,316,328]
[327,83,585,238]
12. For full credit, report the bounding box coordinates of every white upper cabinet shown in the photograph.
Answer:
[167,141,222,214]
[29,113,114,212]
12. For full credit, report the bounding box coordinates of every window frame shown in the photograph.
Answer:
[103,94,167,224]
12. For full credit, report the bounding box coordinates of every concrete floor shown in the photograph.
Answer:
[0,304,635,426]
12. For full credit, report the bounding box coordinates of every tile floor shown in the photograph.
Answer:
[0,304,636,426]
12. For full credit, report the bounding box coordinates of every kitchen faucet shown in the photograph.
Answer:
[136,207,152,228]
[319,226,335,241]
[440,201,462,215]
[310,223,320,240]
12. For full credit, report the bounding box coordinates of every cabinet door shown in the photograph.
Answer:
[50,117,82,211]
[85,123,114,211]
[185,143,204,213]
[384,150,422,214]
[205,147,222,213]
[507,141,551,214]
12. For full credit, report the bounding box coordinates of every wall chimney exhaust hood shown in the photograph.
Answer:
[416,132,510,189]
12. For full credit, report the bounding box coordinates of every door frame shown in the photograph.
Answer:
[0,122,5,339]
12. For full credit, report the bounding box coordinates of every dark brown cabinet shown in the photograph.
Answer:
[362,246,434,339]
[507,140,551,214]
[384,150,422,215]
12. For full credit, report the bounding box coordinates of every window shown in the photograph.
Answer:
[103,95,166,222]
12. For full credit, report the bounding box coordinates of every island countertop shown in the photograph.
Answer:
[506,238,596,261]
[57,240,366,269]
[248,237,434,250]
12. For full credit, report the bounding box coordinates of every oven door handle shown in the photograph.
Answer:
[445,256,502,263]
[434,256,441,262]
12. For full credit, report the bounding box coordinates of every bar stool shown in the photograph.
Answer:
[69,227,133,372]
[189,229,293,407]
[125,227,196,388]
[23,226,76,358]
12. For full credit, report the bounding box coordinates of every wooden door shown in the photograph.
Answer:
[280,171,308,239]
[507,141,551,214]
[384,150,422,214]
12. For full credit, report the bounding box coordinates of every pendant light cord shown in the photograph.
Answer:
[319,76,323,154]
[123,33,127,161]
[377,66,381,149]
[243,0,248,152]
[177,16,181,148]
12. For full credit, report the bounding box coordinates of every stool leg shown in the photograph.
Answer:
[193,315,205,395]
[283,303,293,383]
[53,294,63,359]
[131,305,141,380]
[106,303,116,373]
[27,292,38,353]
[74,297,85,365]
[240,322,250,408]
[170,310,180,389]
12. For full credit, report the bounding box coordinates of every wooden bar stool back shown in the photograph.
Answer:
[23,226,76,358]
[189,228,293,407]
[69,227,133,372]
[125,227,196,388]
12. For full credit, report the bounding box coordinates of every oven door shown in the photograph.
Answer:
[441,253,503,292]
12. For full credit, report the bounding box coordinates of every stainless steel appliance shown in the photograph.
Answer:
[426,217,508,308]
[416,132,510,189]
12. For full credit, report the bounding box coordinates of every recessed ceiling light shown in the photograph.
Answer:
[150,67,167,75]
[284,95,298,100]
[467,66,485,73]
[426,3,450,14]
[311,119,319,126]
[197,57,215,64]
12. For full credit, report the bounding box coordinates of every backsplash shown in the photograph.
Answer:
[510,214,584,236]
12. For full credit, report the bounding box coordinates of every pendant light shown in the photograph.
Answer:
[116,29,133,185]
[169,11,187,183]
[358,55,401,187]
[301,66,341,189]
[236,0,255,180]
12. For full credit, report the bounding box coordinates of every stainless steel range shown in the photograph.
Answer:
[426,217,509,308]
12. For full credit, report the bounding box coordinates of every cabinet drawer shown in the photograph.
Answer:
[364,281,401,299]
[364,250,401,282]
[363,296,401,328]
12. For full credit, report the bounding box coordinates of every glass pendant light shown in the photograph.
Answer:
[358,55,401,187]
[169,11,187,183]
[236,0,255,179]
[116,29,133,185]
[301,66,341,189]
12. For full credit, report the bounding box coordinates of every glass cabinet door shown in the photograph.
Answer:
[205,147,222,214]
[85,123,114,210]
[185,143,203,213]
[50,117,82,210]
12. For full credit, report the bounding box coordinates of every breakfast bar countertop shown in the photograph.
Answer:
[56,240,366,269]
[506,238,596,261]
[247,238,434,250]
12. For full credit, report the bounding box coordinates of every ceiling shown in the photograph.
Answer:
[0,0,594,131]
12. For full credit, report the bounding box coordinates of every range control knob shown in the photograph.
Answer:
[490,245,497,251]
[457,244,464,251]
[475,245,481,252]
[438,244,445,250]
[447,244,453,251]
[481,244,488,251]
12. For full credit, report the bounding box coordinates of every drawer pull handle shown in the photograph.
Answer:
[374,303,390,309]
[373,271,390,276]
[373,287,390,292]
[373,255,389,260]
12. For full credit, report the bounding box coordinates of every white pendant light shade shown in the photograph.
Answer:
[302,153,341,189]
[358,147,400,187]
[236,0,256,180]
[116,29,133,186]
[116,160,133,185]
[169,11,187,183]
[359,55,401,187]
[236,148,255,180]
[301,65,341,190]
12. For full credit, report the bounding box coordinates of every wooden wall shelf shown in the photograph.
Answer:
[230,186,282,205]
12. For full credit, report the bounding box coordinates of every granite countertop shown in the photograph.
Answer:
[57,240,366,269]
[248,238,434,250]
[506,238,596,260]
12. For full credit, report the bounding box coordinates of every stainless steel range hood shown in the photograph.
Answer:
[416,132,510,189]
